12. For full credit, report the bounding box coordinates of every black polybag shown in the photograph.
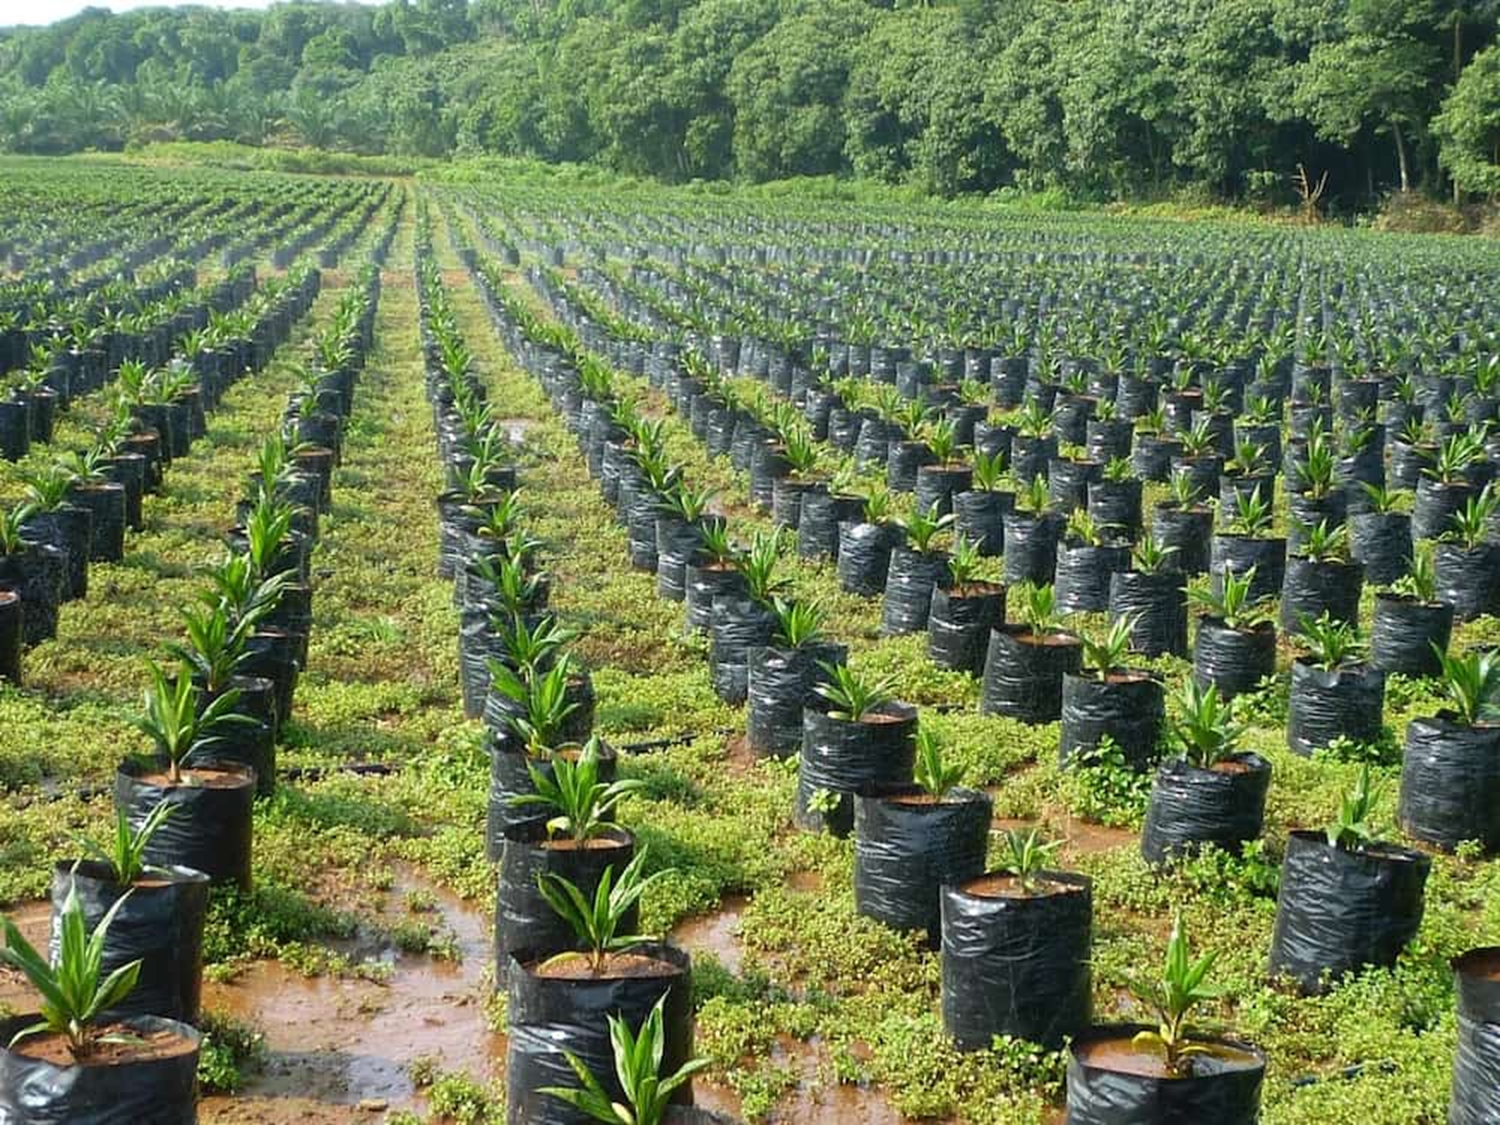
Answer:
[853,787,991,937]
[1002,511,1063,587]
[940,872,1092,1050]
[836,521,901,596]
[1398,715,1500,853]
[881,546,949,635]
[241,627,299,727]
[1455,947,1500,1023]
[1132,433,1182,482]
[797,490,863,560]
[1140,753,1272,866]
[795,703,917,837]
[69,483,126,563]
[197,682,275,798]
[1193,619,1276,699]
[1047,457,1099,513]
[914,465,971,518]
[1209,535,1285,603]
[1087,478,1142,537]
[1413,478,1474,541]
[980,626,1082,724]
[1151,504,1212,575]
[0,1014,200,1125]
[927,585,1005,674]
[1450,1014,1500,1125]
[116,758,255,890]
[1055,541,1130,614]
[23,504,91,601]
[746,642,848,759]
[1434,542,1498,622]
[1280,556,1363,630]
[49,861,210,1024]
[770,477,812,531]
[505,942,693,1125]
[1065,1025,1265,1125]
[0,543,65,645]
[1266,831,1429,995]
[1285,661,1385,756]
[1109,570,1187,658]
[0,592,19,684]
[683,564,745,633]
[655,516,704,603]
[1370,595,1452,678]
[495,824,637,986]
[953,490,1011,556]
[1059,673,1164,770]
[1350,510,1412,586]
[709,596,776,705]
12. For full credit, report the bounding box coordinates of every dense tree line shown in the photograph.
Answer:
[0,0,1497,205]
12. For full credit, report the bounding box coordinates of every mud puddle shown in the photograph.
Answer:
[670,895,748,975]
[201,867,498,1123]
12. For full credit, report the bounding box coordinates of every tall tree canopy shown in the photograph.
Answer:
[0,0,1494,206]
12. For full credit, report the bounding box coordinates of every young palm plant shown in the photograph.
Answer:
[732,528,787,604]
[1168,679,1244,768]
[814,663,896,722]
[900,502,955,553]
[1325,765,1384,850]
[912,727,964,800]
[1129,914,1221,1076]
[511,739,643,846]
[1,882,142,1058]
[1081,615,1136,679]
[75,803,176,887]
[1188,567,1267,632]
[133,662,253,785]
[540,995,708,1125]
[1436,649,1500,726]
[535,850,672,975]
[1295,613,1364,670]
[1017,581,1063,636]
[996,827,1064,895]
[770,598,824,649]
[492,658,580,756]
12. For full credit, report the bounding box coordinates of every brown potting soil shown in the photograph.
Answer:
[11,1024,197,1068]
[532,951,681,980]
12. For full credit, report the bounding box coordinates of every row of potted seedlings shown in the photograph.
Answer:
[465,244,1293,1121]
[412,215,736,1125]
[468,233,1500,1122]
[0,255,381,1121]
[0,174,389,388]
[555,255,1500,864]
[0,263,327,687]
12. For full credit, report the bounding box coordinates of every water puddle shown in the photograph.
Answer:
[200,867,498,1122]
[670,895,747,975]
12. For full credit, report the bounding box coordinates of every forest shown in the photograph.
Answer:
[0,0,1498,209]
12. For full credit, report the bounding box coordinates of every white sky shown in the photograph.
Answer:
[4,0,372,27]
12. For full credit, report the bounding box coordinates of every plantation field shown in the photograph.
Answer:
[0,157,1498,1125]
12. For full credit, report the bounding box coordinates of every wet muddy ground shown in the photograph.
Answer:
[198,870,497,1123]
[0,798,1120,1123]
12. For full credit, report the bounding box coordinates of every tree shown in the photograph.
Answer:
[844,7,1007,195]
[726,0,870,180]
[1293,0,1442,192]
[1434,42,1500,193]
